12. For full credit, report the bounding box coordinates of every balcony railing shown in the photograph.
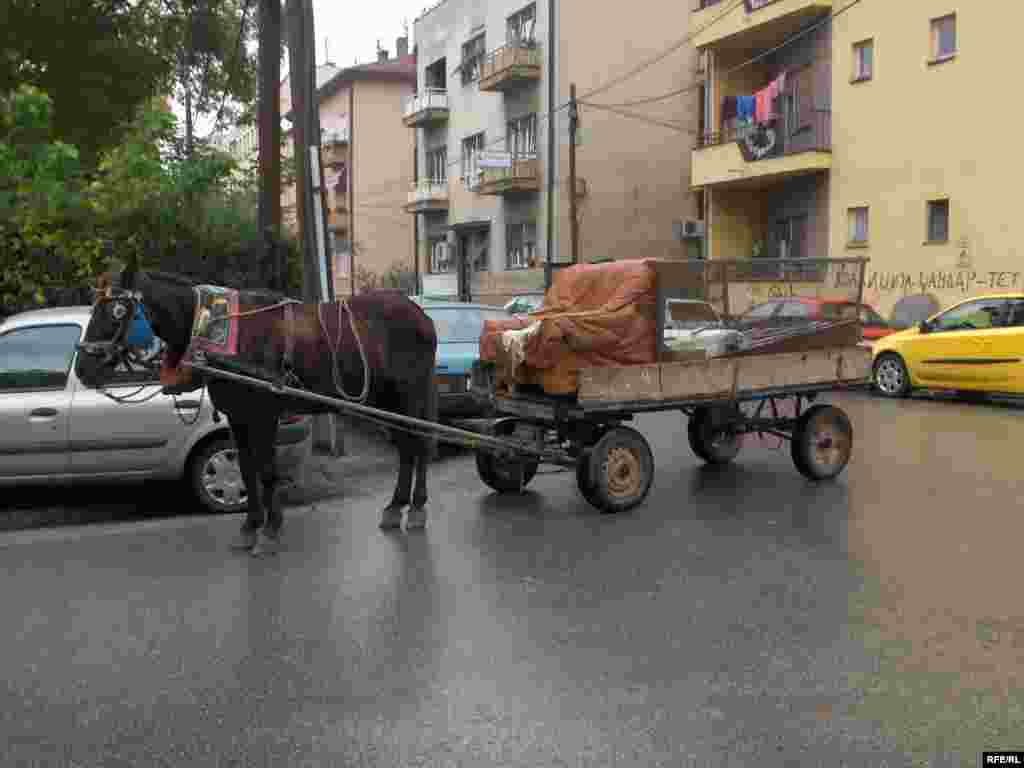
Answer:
[469,151,540,195]
[699,108,831,160]
[402,88,449,127]
[691,0,831,49]
[404,179,449,213]
[478,41,542,92]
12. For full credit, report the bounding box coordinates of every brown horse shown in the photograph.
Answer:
[77,265,438,555]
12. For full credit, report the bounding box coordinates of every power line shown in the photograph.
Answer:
[579,102,693,134]
[588,0,866,110]
[577,0,746,102]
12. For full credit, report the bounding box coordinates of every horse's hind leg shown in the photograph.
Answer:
[381,434,413,530]
[406,377,437,531]
[406,446,430,531]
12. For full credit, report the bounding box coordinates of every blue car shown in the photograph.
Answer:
[418,302,515,418]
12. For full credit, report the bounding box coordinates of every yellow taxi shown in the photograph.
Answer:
[872,293,1024,397]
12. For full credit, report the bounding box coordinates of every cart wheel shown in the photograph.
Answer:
[687,405,741,464]
[476,418,540,493]
[791,404,853,481]
[586,426,654,514]
[575,457,602,507]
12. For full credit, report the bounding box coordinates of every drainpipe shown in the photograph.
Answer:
[544,0,556,291]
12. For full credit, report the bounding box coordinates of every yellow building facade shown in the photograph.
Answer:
[692,0,1021,320]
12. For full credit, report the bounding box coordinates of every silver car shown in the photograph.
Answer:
[0,306,311,514]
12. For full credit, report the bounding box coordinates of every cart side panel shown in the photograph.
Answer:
[576,364,663,403]
[660,345,872,400]
[577,345,872,403]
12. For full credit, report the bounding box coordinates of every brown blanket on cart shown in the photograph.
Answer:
[480,259,660,394]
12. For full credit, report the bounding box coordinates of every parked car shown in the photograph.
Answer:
[419,302,515,418]
[0,307,312,513]
[739,297,895,341]
[872,293,1024,398]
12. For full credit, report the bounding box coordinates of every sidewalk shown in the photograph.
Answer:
[282,416,400,507]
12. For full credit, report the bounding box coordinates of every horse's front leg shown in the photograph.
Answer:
[228,420,265,552]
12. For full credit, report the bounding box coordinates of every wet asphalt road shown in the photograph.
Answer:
[3,391,1024,767]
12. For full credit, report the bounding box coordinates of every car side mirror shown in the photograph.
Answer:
[918,320,930,334]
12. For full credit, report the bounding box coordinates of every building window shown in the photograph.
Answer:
[425,57,446,90]
[848,206,869,245]
[429,238,452,273]
[927,199,949,243]
[461,132,485,184]
[507,4,536,45]
[461,33,486,84]
[506,113,538,158]
[931,14,956,62]
[852,39,873,81]
[507,221,537,269]
[426,147,447,182]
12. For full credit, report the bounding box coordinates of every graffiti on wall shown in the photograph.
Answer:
[745,269,1021,303]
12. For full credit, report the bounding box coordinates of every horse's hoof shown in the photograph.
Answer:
[229,527,260,551]
[379,505,404,530]
[405,506,427,531]
[250,530,280,557]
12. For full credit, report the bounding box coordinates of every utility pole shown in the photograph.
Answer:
[285,0,340,455]
[348,86,356,297]
[257,0,282,290]
[544,0,555,291]
[568,83,579,265]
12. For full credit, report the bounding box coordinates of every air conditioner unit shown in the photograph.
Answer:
[682,220,706,238]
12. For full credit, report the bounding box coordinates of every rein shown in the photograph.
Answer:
[319,299,371,403]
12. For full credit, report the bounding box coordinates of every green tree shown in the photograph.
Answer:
[0,0,174,168]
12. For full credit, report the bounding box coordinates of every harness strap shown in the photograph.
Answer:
[283,302,295,370]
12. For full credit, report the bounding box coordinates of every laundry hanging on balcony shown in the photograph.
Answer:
[754,73,787,124]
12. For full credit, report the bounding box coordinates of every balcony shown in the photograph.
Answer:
[478,41,542,93]
[692,0,832,51]
[471,152,540,196]
[692,109,831,188]
[321,129,349,168]
[402,89,449,127]
[404,179,450,214]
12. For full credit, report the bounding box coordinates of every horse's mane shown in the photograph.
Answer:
[143,270,199,289]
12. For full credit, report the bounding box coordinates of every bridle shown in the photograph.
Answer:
[78,280,175,407]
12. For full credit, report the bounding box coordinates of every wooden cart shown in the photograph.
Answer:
[472,257,873,513]
[470,344,872,513]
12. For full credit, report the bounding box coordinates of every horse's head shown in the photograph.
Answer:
[76,266,197,387]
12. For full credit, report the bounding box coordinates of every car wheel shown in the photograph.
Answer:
[873,353,911,398]
[188,437,249,514]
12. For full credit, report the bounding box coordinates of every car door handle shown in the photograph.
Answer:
[175,399,201,410]
[29,407,58,418]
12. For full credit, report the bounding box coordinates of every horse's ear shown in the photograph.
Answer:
[123,251,139,291]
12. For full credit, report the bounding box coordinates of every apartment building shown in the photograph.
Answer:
[407,0,549,304]
[692,0,1021,318]
[281,49,415,296]
[407,0,702,305]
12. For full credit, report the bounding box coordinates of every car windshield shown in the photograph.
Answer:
[426,307,511,342]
